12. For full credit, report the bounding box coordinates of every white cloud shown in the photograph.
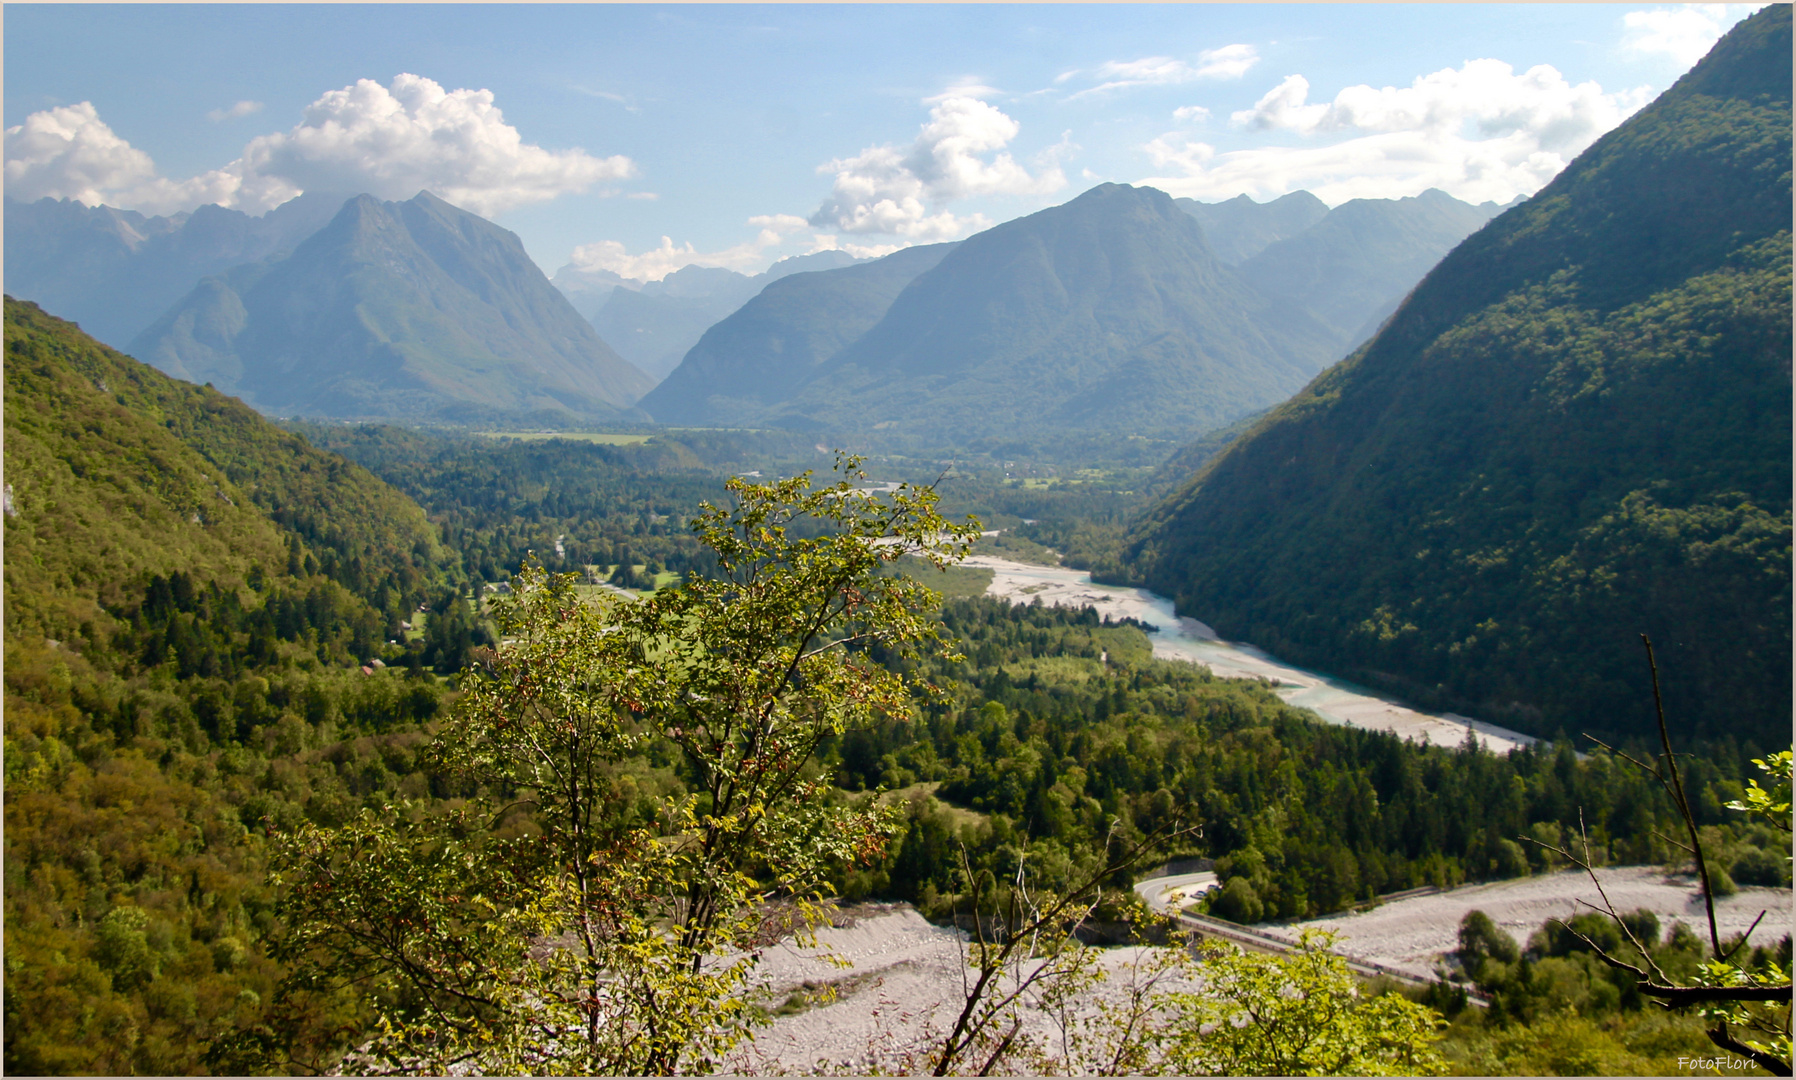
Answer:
[808,95,1063,240]
[1173,105,1212,124]
[1142,59,1652,206]
[5,74,635,218]
[1066,45,1259,99]
[208,100,264,123]
[1230,61,1642,154]
[1193,44,1261,80]
[1231,74,1328,133]
[1622,4,1765,67]
[233,74,634,215]
[811,235,905,260]
[4,102,158,205]
[564,214,815,281]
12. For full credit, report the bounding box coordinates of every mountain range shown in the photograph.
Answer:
[559,251,861,381]
[1173,190,1329,264]
[3,190,347,350]
[637,242,960,426]
[127,192,653,425]
[8,173,1506,441]
[642,183,1507,446]
[1124,3,1792,746]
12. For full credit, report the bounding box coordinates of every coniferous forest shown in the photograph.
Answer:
[4,8,1792,1075]
[6,295,1789,1074]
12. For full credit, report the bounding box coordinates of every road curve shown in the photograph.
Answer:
[1134,869,1488,1006]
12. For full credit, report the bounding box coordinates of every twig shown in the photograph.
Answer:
[1641,634,1723,957]
[1721,910,1769,965]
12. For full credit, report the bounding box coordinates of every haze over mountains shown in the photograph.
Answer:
[1174,191,1329,264]
[3,190,348,350]
[1125,2,1792,746]
[1230,188,1512,350]
[128,192,653,425]
[637,242,960,427]
[556,251,861,381]
[642,183,1507,445]
[7,167,1509,443]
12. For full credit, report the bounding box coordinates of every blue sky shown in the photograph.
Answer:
[4,3,1762,280]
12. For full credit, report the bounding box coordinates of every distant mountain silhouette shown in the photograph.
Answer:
[639,243,956,426]
[644,183,1511,446]
[1174,190,1329,264]
[568,251,862,382]
[1235,188,1506,351]
[130,192,651,424]
[766,183,1337,442]
[3,191,345,348]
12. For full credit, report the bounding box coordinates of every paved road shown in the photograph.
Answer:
[1134,869,1487,1006]
[1133,870,1219,912]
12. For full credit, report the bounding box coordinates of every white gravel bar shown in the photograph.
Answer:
[965,553,1538,753]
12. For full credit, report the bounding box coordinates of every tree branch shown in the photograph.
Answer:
[1709,1020,1795,1077]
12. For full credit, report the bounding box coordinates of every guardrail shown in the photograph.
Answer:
[1172,910,1490,1009]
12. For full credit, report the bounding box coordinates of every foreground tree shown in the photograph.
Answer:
[1019,930,1444,1076]
[1543,637,1792,1075]
[228,458,978,1075]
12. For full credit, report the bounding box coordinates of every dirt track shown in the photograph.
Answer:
[1281,867,1793,980]
[723,869,1792,1071]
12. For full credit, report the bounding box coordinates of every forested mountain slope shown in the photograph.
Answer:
[128,192,651,424]
[5,298,449,649]
[1124,5,1793,747]
[3,298,483,1073]
[772,183,1340,442]
[638,242,958,426]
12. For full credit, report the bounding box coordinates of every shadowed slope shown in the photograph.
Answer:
[1125,5,1793,745]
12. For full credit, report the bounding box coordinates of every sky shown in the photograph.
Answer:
[3,3,1765,281]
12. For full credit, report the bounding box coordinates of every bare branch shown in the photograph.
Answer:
[1650,827,1697,856]
[1641,634,1723,957]
[1721,910,1769,964]
[976,1018,1024,1077]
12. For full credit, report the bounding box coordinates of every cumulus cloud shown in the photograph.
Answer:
[1141,59,1652,206]
[232,74,634,215]
[4,74,635,218]
[1622,3,1764,67]
[808,95,1063,240]
[208,100,264,123]
[564,213,815,281]
[1065,45,1259,99]
[4,102,158,205]
[1173,105,1212,124]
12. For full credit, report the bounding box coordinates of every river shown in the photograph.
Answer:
[962,554,1538,754]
